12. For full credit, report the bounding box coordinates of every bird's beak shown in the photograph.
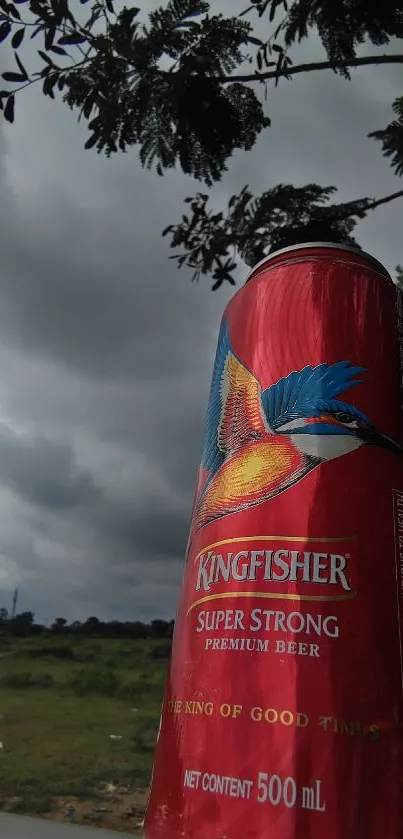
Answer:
[359,428,403,456]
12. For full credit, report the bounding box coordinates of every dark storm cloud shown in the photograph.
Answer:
[0,424,100,509]
[0,170,221,384]
[0,127,223,621]
[95,486,191,561]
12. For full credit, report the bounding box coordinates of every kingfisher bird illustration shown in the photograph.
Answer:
[190,317,403,540]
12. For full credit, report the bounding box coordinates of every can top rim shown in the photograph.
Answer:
[244,242,392,283]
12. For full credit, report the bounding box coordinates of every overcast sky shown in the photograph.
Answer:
[0,1,401,623]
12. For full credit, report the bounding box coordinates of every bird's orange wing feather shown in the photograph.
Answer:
[218,353,268,457]
[195,439,304,530]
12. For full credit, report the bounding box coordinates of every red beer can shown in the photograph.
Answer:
[144,243,403,839]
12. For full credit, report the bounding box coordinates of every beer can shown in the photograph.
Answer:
[144,243,403,839]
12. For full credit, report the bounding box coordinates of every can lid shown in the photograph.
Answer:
[244,242,392,284]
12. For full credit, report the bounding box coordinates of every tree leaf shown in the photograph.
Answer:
[105,0,114,13]
[84,132,99,149]
[45,25,56,50]
[83,96,94,118]
[258,0,269,17]
[84,134,99,149]
[15,52,28,79]
[11,26,24,48]
[0,21,10,42]
[272,44,282,53]
[58,32,86,45]
[4,93,15,122]
[211,277,223,290]
[257,50,262,70]
[43,72,57,97]
[49,44,67,55]
[6,3,20,19]
[2,70,25,81]
[30,23,44,39]
[88,116,100,130]
[38,49,54,65]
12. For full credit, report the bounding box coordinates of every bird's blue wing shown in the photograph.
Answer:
[261,361,367,430]
[200,318,266,479]
[200,318,231,479]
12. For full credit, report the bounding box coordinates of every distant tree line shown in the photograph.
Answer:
[0,608,174,640]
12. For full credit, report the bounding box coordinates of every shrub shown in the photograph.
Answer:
[69,667,119,696]
[115,680,145,700]
[2,672,54,688]
[115,679,164,702]
[148,643,171,661]
[73,649,95,663]
[11,794,52,814]
[130,719,159,753]
[29,643,75,660]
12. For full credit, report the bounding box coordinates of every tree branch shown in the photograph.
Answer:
[225,54,403,84]
[366,189,403,211]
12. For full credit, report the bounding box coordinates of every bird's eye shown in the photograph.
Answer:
[335,411,353,424]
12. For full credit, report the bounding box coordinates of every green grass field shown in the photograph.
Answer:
[0,636,168,832]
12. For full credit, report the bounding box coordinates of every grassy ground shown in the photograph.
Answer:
[0,635,168,832]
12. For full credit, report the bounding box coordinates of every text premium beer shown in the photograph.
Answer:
[144,243,403,839]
